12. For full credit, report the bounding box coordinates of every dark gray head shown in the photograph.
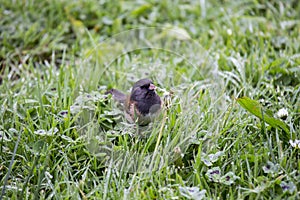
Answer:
[131,78,156,92]
[130,78,161,115]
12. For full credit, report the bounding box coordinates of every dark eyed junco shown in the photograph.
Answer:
[106,78,162,125]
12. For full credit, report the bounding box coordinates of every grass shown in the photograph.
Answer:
[1,0,300,199]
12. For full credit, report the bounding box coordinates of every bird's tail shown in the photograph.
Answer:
[105,89,126,104]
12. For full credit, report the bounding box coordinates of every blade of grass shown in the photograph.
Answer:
[237,96,290,141]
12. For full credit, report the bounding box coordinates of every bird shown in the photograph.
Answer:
[106,78,162,125]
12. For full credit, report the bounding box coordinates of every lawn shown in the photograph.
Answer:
[1,0,300,199]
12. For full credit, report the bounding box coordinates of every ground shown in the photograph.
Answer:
[0,0,300,199]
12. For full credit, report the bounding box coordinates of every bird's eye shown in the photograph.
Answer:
[142,84,150,88]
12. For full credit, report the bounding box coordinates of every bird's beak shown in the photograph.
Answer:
[149,83,156,90]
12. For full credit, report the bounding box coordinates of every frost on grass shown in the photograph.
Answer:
[179,186,206,200]
[262,161,282,177]
[201,151,224,166]
[280,181,296,194]
[206,167,239,185]
[34,127,59,136]
[69,90,121,122]
[70,91,107,114]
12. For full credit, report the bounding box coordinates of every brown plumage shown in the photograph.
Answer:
[106,78,162,125]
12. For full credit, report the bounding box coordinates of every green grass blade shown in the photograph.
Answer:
[237,96,290,138]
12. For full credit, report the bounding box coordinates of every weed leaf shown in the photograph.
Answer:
[237,97,290,139]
